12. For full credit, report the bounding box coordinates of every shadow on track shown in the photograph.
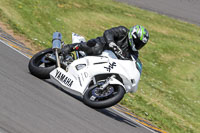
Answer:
[96,109,140,128]
[44,79,141,128]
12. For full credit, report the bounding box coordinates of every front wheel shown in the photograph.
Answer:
[83,84,125,109]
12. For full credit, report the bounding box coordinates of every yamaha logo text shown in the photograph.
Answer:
[55,70,73,87]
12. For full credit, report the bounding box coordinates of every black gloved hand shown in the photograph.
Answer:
[109,42,125,59]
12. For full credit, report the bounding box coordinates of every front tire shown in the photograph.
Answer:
[28,48,56,79]
[83,85,125,109]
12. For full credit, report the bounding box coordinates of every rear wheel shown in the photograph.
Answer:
[83,82,125,109]
[28,48,56,79]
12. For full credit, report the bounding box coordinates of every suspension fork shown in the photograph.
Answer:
[92,75,116,91]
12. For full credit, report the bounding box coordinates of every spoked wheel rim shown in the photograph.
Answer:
[87,81,121,102]
[83,84,125,109]
[92,86,114,99]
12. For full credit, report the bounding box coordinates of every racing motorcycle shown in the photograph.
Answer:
[28,32,142,109]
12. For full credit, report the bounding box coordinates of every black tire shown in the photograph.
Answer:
[83,85,125,109]
[28,48,56,79]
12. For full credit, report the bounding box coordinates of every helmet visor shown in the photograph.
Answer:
[134,38,146,50]
[129,37,138,51]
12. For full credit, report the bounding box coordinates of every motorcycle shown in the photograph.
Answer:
[28,32,142,109]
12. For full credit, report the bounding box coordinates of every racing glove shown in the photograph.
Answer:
[109,42,125,59]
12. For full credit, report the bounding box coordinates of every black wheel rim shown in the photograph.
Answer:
[33,52,55,68]
[92,86,114,98]
[89,85,119,102]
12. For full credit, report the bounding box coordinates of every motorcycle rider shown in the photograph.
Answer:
[61,25,149,60]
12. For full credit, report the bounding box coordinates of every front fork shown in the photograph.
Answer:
[99,75,116,90]
[92,75,116,91]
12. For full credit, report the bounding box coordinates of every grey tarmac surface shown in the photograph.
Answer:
[116,0,200,26]
[0,41,153,133]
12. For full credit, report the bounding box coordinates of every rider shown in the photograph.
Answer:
[61,25,149,60]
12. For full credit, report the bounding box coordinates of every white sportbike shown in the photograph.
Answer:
[28,32,142,108]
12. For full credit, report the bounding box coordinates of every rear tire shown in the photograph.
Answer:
[28,48,56,79]
[83,85,125,109]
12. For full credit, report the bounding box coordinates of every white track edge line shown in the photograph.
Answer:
[0,40,30,59]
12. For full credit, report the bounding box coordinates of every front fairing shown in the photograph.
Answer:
[50,51,141,95]
[69,54,140,93]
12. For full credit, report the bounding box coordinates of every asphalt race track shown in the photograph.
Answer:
[0,41,154,133]
[116,0,200,26]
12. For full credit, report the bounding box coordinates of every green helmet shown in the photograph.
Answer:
[128,25,149,51]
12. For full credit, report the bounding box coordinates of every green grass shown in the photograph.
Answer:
[0,0,200,132]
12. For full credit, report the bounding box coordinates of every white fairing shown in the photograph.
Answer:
[50,33,141,95]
